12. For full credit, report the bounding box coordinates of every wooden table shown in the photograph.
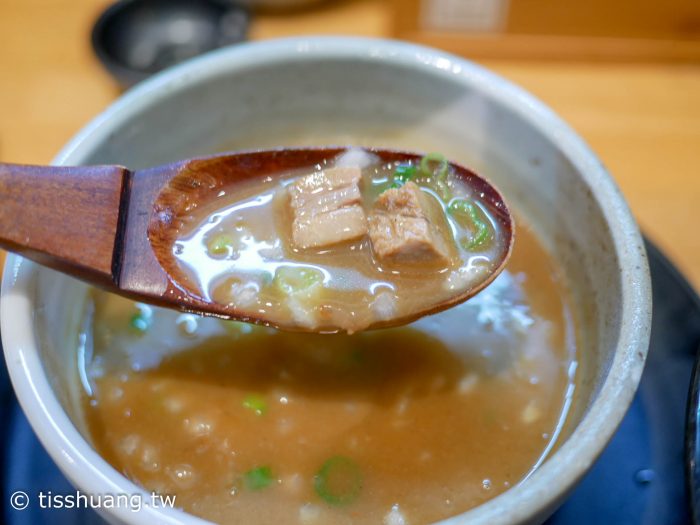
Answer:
[2,0,699,290]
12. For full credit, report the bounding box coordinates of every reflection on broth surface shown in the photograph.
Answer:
[81,224,577,525]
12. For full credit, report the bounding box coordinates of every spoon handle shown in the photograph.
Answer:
[0,162,130,287]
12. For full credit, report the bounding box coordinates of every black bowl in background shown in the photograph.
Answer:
[91,0,249,88]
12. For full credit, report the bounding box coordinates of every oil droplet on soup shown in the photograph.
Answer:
[167,149,509,333]
[80,223,577,525]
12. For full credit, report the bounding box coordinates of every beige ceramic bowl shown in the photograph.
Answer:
[1,37,651,524]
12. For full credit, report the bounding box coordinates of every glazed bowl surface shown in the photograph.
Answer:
[1,36,651,525]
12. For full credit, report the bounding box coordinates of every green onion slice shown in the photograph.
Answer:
[314,456,363,505]
[129,304,153,335]
[381,154,452,199]
[433,179,452,201]
[393,163,417,185]
[221,320,255,335]
[243,394,268,416]
[448,199,493,249]
[207,233,235,257]
[419,152,449,181]
[273,266,323,296]
[244,466,274,491]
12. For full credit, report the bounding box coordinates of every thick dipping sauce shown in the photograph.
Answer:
[80,223,577,525]
[157,149,511,333]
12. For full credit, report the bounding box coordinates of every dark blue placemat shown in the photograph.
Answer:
[547,240,700,525]
[2,239,698,524]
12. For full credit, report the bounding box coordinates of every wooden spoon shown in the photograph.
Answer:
[0,147,513,332]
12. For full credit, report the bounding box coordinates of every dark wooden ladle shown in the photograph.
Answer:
[0,147,513,332]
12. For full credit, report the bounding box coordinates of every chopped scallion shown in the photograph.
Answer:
[243,394,268,416]
[314,456,363,505]
[381,153,453,199]
[417,153,452,200]
[221,320,255,335]
[207,233,235,257]
[393,164,416,186]
[419,152,449,181]
[129,314,150,334]
[448,199,493,249]
[273,266,323,296]
[433,179,452,201]
[244,466,274,491]
[129,304,153,335]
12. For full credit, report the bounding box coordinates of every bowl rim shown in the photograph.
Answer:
[1,36,651,525]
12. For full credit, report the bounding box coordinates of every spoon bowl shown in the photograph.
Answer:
[0,147,513,332]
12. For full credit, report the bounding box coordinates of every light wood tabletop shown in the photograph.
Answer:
[1,0,699,290]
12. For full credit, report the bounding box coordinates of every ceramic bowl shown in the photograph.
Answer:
[1,36,651,524]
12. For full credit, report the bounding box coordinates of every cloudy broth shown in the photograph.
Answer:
[81,221,576,525]
[165,149,511,334]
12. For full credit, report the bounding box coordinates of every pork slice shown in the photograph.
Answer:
[291,184,362,218]
[369,182,452,265]
[292,205,368,250]
[288,166,367,249]
[288,167,362,204]
[373,181,425,218]
[368,214,450,264]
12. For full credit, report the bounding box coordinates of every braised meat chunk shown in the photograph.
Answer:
[292,205,368,251]
[288,167,368,249]
[369,182,453,265]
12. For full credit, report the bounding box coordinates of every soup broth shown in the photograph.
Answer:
[158,149,511,333]
[81,223,576,525]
